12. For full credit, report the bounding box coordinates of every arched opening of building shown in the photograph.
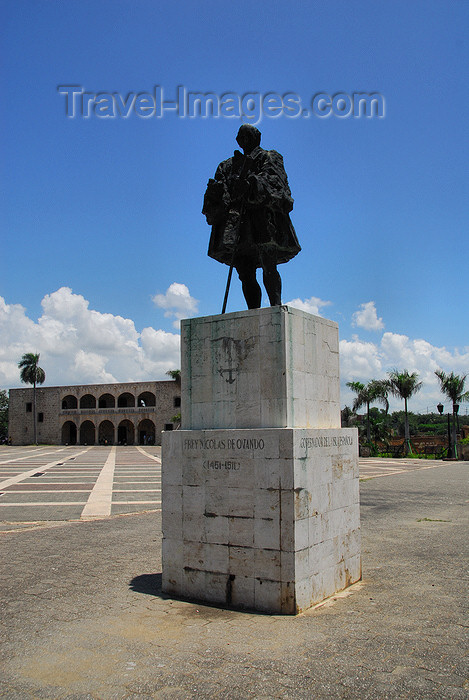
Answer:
[138,392,156,408]
[118,419,134,445]
[62,421,77,445]
[62,395,78,409]
[98,393,115,408]
[80,420,96,445]
[117,392,135,408]
[98,420,114,445]
[80,394,96,409]
[138,419,156,445]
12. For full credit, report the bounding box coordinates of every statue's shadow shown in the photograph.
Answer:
[129,573,165,597]
[129,572,267,615]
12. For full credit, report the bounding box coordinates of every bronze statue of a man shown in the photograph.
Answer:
[203,125,301,310]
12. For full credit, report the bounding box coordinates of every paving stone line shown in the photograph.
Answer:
[0,447,93,490]
[136,445,162,463]
[80,446,116,519]
[0,446,71,466]
[359,460,450,480]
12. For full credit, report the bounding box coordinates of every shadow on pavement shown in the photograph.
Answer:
[129,572,163,596]
[128,572,268,616]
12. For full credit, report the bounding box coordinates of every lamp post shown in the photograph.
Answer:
[437,402,459,459]
[453,403,459,459]
[437,402,450,458]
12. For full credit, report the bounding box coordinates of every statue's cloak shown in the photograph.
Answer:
[203,146,301,267]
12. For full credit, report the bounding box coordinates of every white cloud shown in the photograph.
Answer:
[285,296,332,316]
[152,283,199,328]
[72,350,117,384]
[140,327,181,377]
[340,330,469,412]
[340,336,383,380]
[0,287,180,389]
[352,301,384,331]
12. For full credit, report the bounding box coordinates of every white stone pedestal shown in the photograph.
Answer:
[162,306,360,614]
[180,305,341,430]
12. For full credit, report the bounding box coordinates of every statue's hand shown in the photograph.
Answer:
[205,179,224,198]
[231,175,253,202]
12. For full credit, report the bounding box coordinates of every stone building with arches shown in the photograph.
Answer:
[8,380,181,446]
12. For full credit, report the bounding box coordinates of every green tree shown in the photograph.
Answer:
[364,407,393,447]
[18,352,46,445]
[435,370,469,458]
[386,369,422,455]
[346,379,389,443]
[0,390,8,441]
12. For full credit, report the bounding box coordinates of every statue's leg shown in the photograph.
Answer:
[236,257,262,309]
[260,249,282,306]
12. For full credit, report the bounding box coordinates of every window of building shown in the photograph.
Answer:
[26,403,32,413]
[38,413,44,422]
[174,397,181,408]
[80,394,96,409]
[62,395,78,409]
[98,394,115,408]
[138,392,156,408]
[118,393,135,408]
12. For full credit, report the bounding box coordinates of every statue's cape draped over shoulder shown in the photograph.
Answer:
[202,146,301,267]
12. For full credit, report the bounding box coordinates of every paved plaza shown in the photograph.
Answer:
[0,446,467,698]
[0,445,162,525]
[0,445,451,527]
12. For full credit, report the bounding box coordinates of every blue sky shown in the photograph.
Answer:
[1,0,468,413]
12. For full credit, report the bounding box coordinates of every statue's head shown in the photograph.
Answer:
[236,124,261,154]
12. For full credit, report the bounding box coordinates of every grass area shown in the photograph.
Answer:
[416,518,451,522]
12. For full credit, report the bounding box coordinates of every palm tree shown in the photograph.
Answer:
[166,369,181,383]
[18,353,46,445]
[435,370,469,459]
[346,379,389,444]
[386,369,422,455]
